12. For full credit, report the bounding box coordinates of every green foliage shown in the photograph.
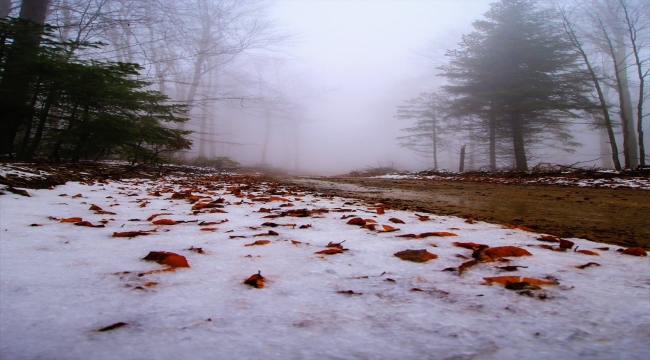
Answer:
[0,17,191,163]
[438,0,594,171]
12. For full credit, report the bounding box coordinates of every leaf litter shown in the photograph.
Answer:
[0,168,648,359]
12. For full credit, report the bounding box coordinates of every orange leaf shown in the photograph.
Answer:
[245,240,271,246]
[458,259,479,275]
[143,251,189,268]
[376,207,385,215]
[200,227,218,232]
[389,217,405,224]
[346,217,366,226]
[484,246,532,258]
[60,217,83,223]
[244,271,265,288]
[576,249,600,256]
[269,196,290,202]
[508,225,533,232]
[393,249,438,262]
[380,224,399,232]
[147,213,172,221]
[74,221,104,228]
[575,262,600,269]
[152,219,179,225]
[484,276,556,287]
[362,224,376,231]
[620,247,647,256]
[453,242,486,250]
[315,248,343,255]
[112,231,152,238]
[537,235,560,243]
[423,231,457,237]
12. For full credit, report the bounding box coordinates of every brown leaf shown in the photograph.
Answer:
[388,217,405,224]
[147,213,172,221]
[458,259,479,275]
[143,251,189,268]
[620,247,647,256]
[187,246,205,254]
[112,231,152,238]
[200,227,218,232]
[338,290,362,295]
[508,225,534,232]
[315,248,343,255]
[376,207,385,215]
[537,235,560,243]
[326,240,346,248]
[245,240,271,246]
[89,204,103,211]
[576,249,600,256]
[453,242,487,250]
[484,246,532,259]
[97,322,127,332]
[346,217,366,226]
[60,217,83,223]
[558,239,575,250]
[379,224,399,232]
[484,276,556,287]
[74,221,105,228]
[152,219,179,225]
[575,262,601,269]
[244,271,265,288]
[291,240,303,245]
[362,224,376,231]
[394,249,438,262]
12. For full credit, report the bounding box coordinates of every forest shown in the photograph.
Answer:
[0,0,648,172]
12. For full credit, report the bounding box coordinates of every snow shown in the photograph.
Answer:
[1,172,649,359]
[375,173,650,190]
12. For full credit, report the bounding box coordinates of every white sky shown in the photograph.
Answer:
[266,0,494,173]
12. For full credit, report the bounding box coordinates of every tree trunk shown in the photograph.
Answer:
[615,35,639,168]
[459,145,466,172]
[431,120,438,170]
[489,112,497,171]
[511,112,528,171]
[0,0,50,156]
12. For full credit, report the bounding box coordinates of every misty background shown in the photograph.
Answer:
[2,0,648,174]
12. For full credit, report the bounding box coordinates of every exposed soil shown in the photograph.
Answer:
[2,162,648,249]
[282,176,650,249]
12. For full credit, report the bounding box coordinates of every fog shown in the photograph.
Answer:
[208,0,494,174]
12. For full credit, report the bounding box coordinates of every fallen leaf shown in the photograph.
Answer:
[379,224,399,232]
[394,249,438,262]
[338,290,362,295]
[89,204,103,211]
[74,221,105,228]
[97,322,127,332]
[143,251,189,268]
[315,249,343,255]
[376,207,385,215]
[483,246,532,259]
[484,276,556,287]
[575,249,600,256]
[245,240,271,246]
[537,235,560,243]
[200,227,218,232]
[291,240,302,245]
[326,240,346,248]
[453,242,487,250]
[559,239,575,250]
[346,217,366,226]
[60,217,83,223]
[497,265,528,271]
[112,231,152,238]
[147,213,173,221]
[620,247,647,256]
[389,217,405,224]
[244,271,265,288]
[152,219,179,225]
[575,262,601,269]
[508,225,533,232]
[187,246,205,254]
[458,259,479,275]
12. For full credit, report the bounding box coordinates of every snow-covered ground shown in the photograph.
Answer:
[1,172,649,359]
[375,172,650,190]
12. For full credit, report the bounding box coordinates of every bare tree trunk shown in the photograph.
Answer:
[260,108,271,165]
[615,33,639,167]
[489,112,497,171]
[0,0,50,156]
[431,120,438,170]
[459,145,466,172]
[511,112,528,171]
[559,6,622,169]
[619,0,647,166]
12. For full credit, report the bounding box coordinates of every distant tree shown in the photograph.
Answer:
[395,91,452,169]
[439,0,594,171]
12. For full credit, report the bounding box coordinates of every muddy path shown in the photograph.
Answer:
[280,176,650,249]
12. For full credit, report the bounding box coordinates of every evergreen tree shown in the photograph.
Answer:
[439,0,593,171]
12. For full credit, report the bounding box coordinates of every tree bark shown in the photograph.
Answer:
[511,112,528,171]
[0,0,50,156]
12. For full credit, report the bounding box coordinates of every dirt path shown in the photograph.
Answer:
[282,177,650,249]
